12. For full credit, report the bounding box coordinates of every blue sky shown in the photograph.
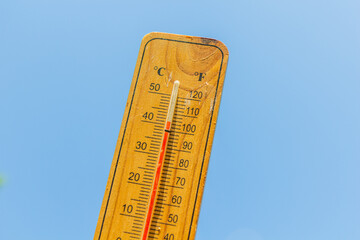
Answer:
[1,0,359,239]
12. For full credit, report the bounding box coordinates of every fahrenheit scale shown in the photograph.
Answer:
[94,32,229,240]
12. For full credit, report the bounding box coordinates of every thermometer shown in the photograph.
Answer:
[94,32,229,240]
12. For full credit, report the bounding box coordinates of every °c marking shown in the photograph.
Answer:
[154,66,166,76]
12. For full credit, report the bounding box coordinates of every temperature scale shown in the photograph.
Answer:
[94,32,229,240]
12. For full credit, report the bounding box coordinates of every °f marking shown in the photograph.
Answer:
[142,80,180,240]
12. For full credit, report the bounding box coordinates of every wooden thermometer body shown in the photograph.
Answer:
[94,32,229,240]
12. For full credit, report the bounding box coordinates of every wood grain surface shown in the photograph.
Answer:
[94,32,229,240]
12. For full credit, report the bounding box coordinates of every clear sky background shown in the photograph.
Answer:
[1,1,359,239]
